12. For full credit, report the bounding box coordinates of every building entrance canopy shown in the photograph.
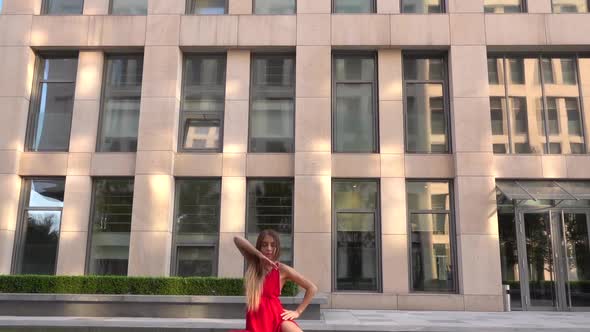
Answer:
[496,181,590,203]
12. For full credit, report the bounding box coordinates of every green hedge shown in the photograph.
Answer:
[0,275,298,296]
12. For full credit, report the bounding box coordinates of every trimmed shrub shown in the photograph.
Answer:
[0,275,299,296]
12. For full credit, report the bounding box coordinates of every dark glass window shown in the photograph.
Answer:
[173,179,221,276]
[14,179,65,275]
[484,0,524,13]
[249,54,295,153]
[87,178,134,276]
[552,0,589,13]
[110,0,147,14]
[98,54,143,152]
[42,0,84,14]
[254,0,295,13]
[187,0,227,14]
[333,0,375,13]
[333,180,380,291]
[26,55,78,152]
[333,54,378,153]
[180,54,226,152]
[246,179,294,267]
[401,0,443,13]
[488,59,500,84]
[404,55,449,153]
[407,181,456,293]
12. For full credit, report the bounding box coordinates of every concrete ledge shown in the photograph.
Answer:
[0,293,328,320]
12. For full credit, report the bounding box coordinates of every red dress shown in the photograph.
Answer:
[232,264,300,332]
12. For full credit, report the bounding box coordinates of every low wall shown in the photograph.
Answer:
[0,294,328,320]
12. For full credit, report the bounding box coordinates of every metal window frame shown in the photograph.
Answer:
[253,0,297,14]
[551,0,590,13]
[248,52,296,153]
[170,177,222,277]
[483,0,527,13]
[331,178,383,293]
[331,0,376,13]
[400,0,446,13]
[244,178,295,267]
[11,177,66,275]
[84,177,135,276]
[405,179,458,294]
[331,51,380,153]
[185,0,229,14]
[109,0,148,15]
[402,52,452,154]
[41,0,84,15]
[96,53,144,153]
[25,52,79,152]
[178,53,227,153]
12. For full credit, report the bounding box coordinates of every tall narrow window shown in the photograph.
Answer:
[42,0,84,14]
[246,179,294,267]
[180,54,226,152]
[13,179,65,275]
[26,55,78,152]
[407,181,456,293]
[333,0,375,13]
[552,0,589,12]
[484,0,524,13]
[187,0,227,14]
[254,0,296,14]
[404,55,449,153]
[97,54,143,152]
[488,55,586,154]
[333,180,380,291]
[401,0,444,13]
[110,0,147,15]
[87,178,134,276]
[173,179,221,276]
[333,53,378,153]
[249,54,295,153]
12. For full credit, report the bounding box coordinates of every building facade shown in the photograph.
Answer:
[0,0,590,312]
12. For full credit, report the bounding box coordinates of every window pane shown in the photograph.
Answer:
[111,0,147,14]
[250,55,295,153]
[333,180,379,292]
[99,55,143,152]
[508,59,525,84]
[189,0,226,14]
[176,246,215,277]
[406,83,447,153]
[41,58,78,81]
[334,181,378,210]
[20,211,62,275]
[44,0,84,14]
[406,181,450,211]
[334,84,375,152]
[410,213,454,292]
[484,0,523,13]
[335,56,375,81]
[254,0,295,13]
[175,179,221,235]
[560,58,577,85]
[488,58,502,85]
[183,116,221,150]
[182,56,226,113]
[333,0,374,13]
[401,0,443,13]
[28,179,65,208]
[88,178,134,276]
[247,180,293,266]
[31,83,75,151]
[404,57,444,81]
[552,0,588,12]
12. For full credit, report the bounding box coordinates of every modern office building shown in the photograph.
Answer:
[0,0,589,312]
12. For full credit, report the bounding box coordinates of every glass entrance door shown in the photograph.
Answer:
[518,210,590,311]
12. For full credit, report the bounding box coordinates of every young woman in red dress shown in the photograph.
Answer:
[231,229,318,332]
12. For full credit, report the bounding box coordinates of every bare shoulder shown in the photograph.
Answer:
[278,262,297,277]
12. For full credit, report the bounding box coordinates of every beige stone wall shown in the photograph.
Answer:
[0,0,589,311]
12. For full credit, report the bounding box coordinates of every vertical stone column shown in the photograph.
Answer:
[377,0,400,13]
[449,4,503,311]
[83,0,109,15]
[527,0,552,13]
[56,52,104,275]
[127,45,182,276]
[1,0,41,15]
[218,50,250,278]
[378,50,408,294]
[229,0,252,14]
[294,39,332,291]
[0,6,35,273]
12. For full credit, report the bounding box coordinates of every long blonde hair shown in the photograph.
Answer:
[244,229,281,312]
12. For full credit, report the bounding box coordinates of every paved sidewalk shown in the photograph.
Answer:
[1,310,590,331]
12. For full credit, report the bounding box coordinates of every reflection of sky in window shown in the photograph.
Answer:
[0,0,3,13]
[28,211,62,234]
[199,7,224,14]
[29,183,64,208]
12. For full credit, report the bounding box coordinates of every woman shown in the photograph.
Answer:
[232,229,317,332]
